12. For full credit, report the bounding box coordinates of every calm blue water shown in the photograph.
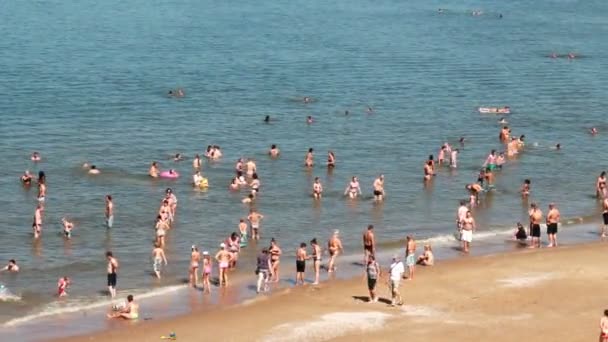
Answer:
[1,0,607,338]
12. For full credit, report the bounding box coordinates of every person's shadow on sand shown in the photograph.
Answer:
[352,295,392,305]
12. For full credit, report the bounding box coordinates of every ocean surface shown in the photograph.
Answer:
[1,0,607,340]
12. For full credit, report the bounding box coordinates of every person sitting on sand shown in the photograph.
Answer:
[108,295,139,320]
[416,245,434,266]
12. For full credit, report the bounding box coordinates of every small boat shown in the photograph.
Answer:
[478,106,510,114]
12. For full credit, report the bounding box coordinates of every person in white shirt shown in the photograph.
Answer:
[457,200,469,230]
[388,255,404,306]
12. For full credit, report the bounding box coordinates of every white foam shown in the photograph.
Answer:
[3,284,186,327]
[261,311,391,342]
[497,273,555,288]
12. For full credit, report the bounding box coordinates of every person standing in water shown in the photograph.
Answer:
[344,176,362,199]
[192,154,202,171]
[106,251,119,298]
[373,174,385,201]
[189,246,200,287]
[546,203,561,247]
[268,144,280,158]
[450,149,459,168]
[405,236,416,280]
[105,195,114,229]
[295,243,308,286]
[363,225,376,264]
[247,209,264,240]
[310,238,322,285]
[32,203,43,239]
[256,248,272,293]
[216,243,233,287]
[245,158,257,177]
[529,203,543,248]
[327,230,343,273]
[305,148,314,167]
[602,196,608,238]
[149,162,159,178]
[521,179,531,198]
[57,276,70,297]
[597,172,607,199]
[152,243,167,279]
[201,251,212,293]
[37,175,46,202]
[327,151,336,168]
[312,177,323,199]
[268,238,282,282]
[460,211,475,253]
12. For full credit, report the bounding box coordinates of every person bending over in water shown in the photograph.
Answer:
[108,295,139,320]
[416,244,434,266]
[466,183,483,206]
[57,276,70,297]
[344,176,362,199]
[514,222,528,242]
[312,177,323,199]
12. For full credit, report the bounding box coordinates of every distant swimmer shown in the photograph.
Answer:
[269,144,280,158]
[498,118,508,124]
[312,177,323,199]
[264,115,270,123]
[568,52,576,60]
[344,176,362,199]
[555,143,561,150]
[437,8,445,14]
[1,259,19,272]
[88,165,100,175]
[31,152,41,162]
[152,243,168,279]
[192,154,202,170]
[327,150,336,168]
[550,52,558,59]
[107,294,138,320]
[372,174,385,201]
[307,115,314,124]
[590,127,598,135]
[57,276,70,297]
[417,244,434,266]
[499,126,511,142]
[521,179,531,198]
[423,160,434,181]
[305,148,314,167]
[62,217,74,239]
[33,203,43,238]
[366,106,374,114]
[172,153,184,162]
[229,178,239,191]
[344,110,349,115]
[149,162,159,178]
[246,158,257,176]
[303,96,312,103]
[21,170,33,185]
[250,173,261,194]
[438,145,446,166]
[459,137,465,146]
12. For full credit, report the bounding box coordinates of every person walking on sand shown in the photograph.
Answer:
[602,196,608,238]
[216,243,233,287]
[546,203,561,247]
[388,255,404,306]
[152,243,167,279]
[247,209,264,240]
[189,246,200,287]
[256,248,272,293]
[295,243,309,285]
[366,255,381,303]
[311,238,322,285]
[106,251,119,298]
[105,195,114,228]
[404,236,416,280]
[600,309,608,341]
[327,230,343,273]
[529,203,543,248]
[363,225,376,264]
[460,211,476,253]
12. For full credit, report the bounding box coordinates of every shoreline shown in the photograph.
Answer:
[51,239,608,342]
[52,242,608,342]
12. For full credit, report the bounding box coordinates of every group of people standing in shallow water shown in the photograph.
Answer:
[9,101,608,317]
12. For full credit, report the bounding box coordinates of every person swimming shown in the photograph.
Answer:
[21,170,33,185]
[264,115,270,123]
[31,152,41,162]
[307,116,314,124]
[88,165,100,174]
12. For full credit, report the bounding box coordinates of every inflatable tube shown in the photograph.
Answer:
[160,171,180,179]
[478,107,510,114]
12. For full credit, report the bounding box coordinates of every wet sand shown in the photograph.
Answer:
[57,242,608,342]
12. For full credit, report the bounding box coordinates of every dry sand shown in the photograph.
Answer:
[58,242,608,342]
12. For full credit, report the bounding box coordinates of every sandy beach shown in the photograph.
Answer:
[57,242,608,342]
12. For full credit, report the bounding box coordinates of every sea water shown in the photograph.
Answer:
[1,0,607,340]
